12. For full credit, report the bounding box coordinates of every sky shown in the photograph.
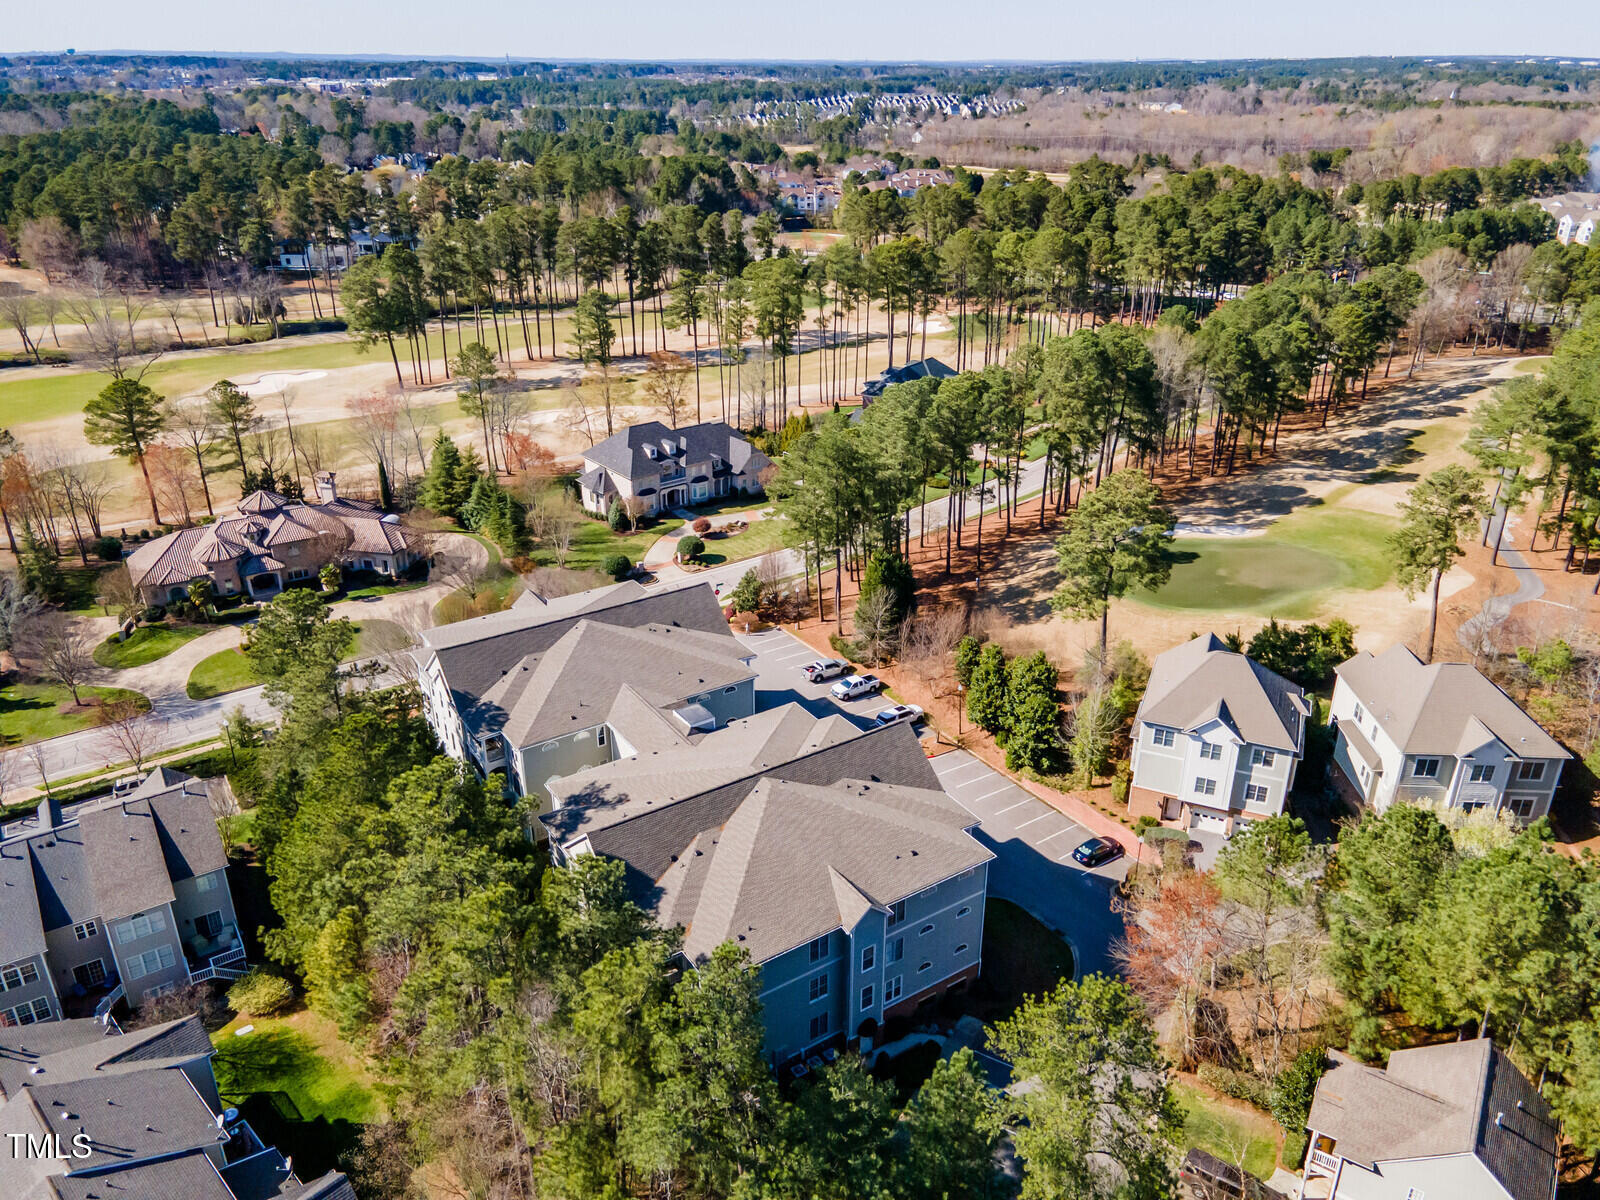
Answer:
[6,0,1593,63]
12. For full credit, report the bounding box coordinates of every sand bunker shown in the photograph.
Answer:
[242,370,328,395]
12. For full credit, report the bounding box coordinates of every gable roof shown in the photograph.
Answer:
[658,776,992,965]
[581,420,771,484]
[477,619,753,748]
[1307,1039,1558,1200]
[0,768,227,956]
[544,720,945,903]
[863,357,957,397]
[420,582,736,710]
[1336,646,1568,761]
[1135,634,1308,753]
[0,1016,213,1100]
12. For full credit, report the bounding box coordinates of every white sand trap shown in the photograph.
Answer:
[242,370,327,395]
[1173,522,1261,538]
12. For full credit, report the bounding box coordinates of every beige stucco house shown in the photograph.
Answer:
[125,473,422,607]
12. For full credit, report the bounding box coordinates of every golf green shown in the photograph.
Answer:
[1138,538,1349,616]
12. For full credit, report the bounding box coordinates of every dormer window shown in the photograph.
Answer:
[644,445,658,460]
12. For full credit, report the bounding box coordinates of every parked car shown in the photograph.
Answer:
[873,703,923,728]
[111,776,141,798]
[801,658,847,683]
[1071,837,1125,868]
[830,674,883,700]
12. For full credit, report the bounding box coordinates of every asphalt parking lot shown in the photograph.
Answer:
[737,627,1129,979]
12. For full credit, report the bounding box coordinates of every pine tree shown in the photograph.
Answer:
[966,642,1010,734]
[18,520,62,602]
[419,433,475,518]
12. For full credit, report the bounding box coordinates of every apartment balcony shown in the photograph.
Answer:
[657,466,686,484]
[186,924,248,983]
[1307,1147,1339,1174]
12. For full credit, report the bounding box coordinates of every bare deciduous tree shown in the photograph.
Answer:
[94,696,156,772]
[163,397,220,516]
[30,619,95,706]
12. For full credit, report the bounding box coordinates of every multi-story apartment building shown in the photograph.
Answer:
[414,582,756,810]
[1329,645,1570,823]
[544,707,991,1067]
[1129,633,1309,836]
[1297,1039,1557,1200]
[576,420,772,516]
[0,1014,353,1200]
[0,767,245,1025]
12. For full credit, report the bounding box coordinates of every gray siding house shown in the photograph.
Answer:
[1329,646,1570,823]
[544,716,992,1066]
[0,767,245,1024]
[414,582,755,811]
[1129,634,1309,836]
[577,420,773,516]
[0,1015,353,1200]
[1297,1039,1557,1200]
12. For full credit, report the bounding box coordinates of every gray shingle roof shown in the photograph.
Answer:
[547,721,943,904]
[0,1016,213,1100]
[1135,633,1308,754]
[44,1150,238,1200]
[581,420,771,484]
[478,619,753,748]
[659,776,992,965]
[1307,1040,1557,1200]
[0,768,226,961]
[862,357,957,397]
[1336,646,1568,761]
[422,582,735,711]
[22,1067,227,1171]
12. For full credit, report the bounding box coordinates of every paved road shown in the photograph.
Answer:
[737,625,1127,980]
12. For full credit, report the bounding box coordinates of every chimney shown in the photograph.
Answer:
[36,796,59,831]
[679,435,688,453]
[313,471,337,503]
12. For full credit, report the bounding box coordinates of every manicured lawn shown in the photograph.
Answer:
[186,621,400,698]
[532,520,661,573]
[702,515,791,564]
[0,683,150,747]
[339,577,428,602]
[1137,507,1396,618]
[93,624,208,669]
[213,1008,382,1125]
[1175,1080,1281,1179]
[187,648,262,700]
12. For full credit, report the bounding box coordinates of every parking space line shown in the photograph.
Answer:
[965,785,1014,803]
[1016,813,1052,829]
[1039,828,1075,844]
[994,800,1031,815]
[934,760,989,780]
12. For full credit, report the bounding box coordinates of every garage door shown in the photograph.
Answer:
[1189,810,1228,834]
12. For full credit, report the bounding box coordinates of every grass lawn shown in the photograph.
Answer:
[1512,357,1548,374]
[958,898,1075,1024]
[0,683,150,747]
[432,565,524,625]
[93,623,209,669]
[1137,506,1397,619]
[213,1008,383,1125]
[187,648,261,700]
[339,577,429,601]
[699,516,791,565]
[534,520,661,573]
[186,621,401,698]
[1175,1080,1281,1179]
[58,564,117,615]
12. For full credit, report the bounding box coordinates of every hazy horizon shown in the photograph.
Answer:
[8,0,1595,66]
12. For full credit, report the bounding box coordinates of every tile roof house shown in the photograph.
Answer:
[124,473,422,606]
[0,1015,354,1200]
[0,768,246,1025]
[543,713,992,1068]
[1129,634,1310,837]
[576,420,772,516]
[1297,1040,1558,1200]
[414,582,757,809]
[1329,646,1570,824]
